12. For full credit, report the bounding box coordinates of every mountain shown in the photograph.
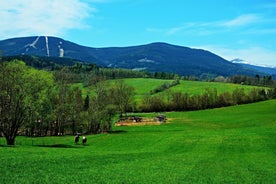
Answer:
[0,36,99,63]
[0,36,263,77]
[231,58,276,79]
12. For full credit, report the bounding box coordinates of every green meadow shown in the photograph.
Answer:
[75,78,267,105]
[1,100,275,183]
[122,78,264,96]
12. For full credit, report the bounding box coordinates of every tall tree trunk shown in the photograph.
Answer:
[5,134,16,145]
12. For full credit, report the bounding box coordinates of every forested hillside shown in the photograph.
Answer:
[0,36,264,77]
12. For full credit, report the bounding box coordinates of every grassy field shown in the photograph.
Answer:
[1,100,275,183]
[76,78,267,105]
[71,78,172,99]
[122,78,264,96]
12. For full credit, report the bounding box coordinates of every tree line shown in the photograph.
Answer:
[227,75,275,87]
[3,55,180,83]
[150,78,180,95]
[140,87,276,112]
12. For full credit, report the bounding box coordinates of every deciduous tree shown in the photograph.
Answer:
[0,60,53,145]
[110,80,134,116]
[88,82,116,134]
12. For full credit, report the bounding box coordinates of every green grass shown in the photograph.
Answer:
[1,100,275,183]
[80,78,267,106]
[111,78,174,103]
[122,78,266,96]
[123,78,173,95]
[168,80,262,95]
[72,78,174,99]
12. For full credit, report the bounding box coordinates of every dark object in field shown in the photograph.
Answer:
[156,114,166,122]
[130,116,142,122]
[75,135,80,144]
[82,136,87,145]
[118,116,143,123]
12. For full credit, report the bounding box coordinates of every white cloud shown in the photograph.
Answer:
[146,15,258,37]
[0,0,94,39]
[166,26,185,35]
[166,23,196,35]
[195,45,276,67]
[147,22,213,36]
[220,14,261,27]
[147,14,264,37]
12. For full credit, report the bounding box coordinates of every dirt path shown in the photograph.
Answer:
[115,118,171,126]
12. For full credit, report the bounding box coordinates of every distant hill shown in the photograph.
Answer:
[231,58,276,79]
[239,64,276,79]
[0,36,264,77]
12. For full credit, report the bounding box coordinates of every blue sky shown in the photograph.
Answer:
[1,0,276,66]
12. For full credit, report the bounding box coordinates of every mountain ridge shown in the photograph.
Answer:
[0,36,269,77]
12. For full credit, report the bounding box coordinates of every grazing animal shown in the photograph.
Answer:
[82,136,87,145]
[75,135,80,144]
